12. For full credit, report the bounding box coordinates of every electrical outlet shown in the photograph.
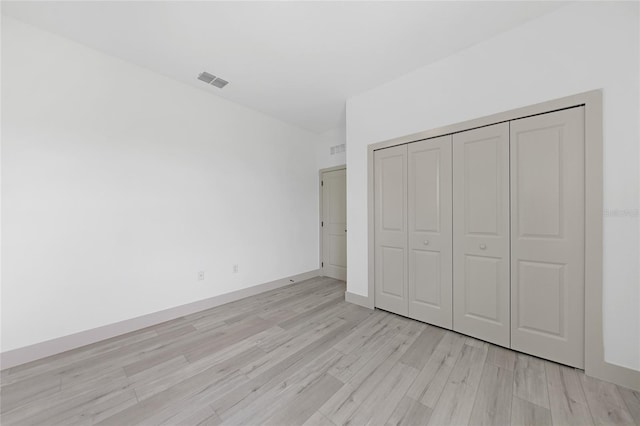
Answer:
[198,271,205,280]
[233,264,239,273]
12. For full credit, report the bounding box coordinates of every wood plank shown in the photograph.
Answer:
[326,351,361,383]
[385,395,432,426]
[465,336,488,349]
[263,374,343,426]
[257,308,299,324]
[94,343,267,425]
[51,322,230,388]
[544,361,593,426]
[302,411,336,426]
[0,373,60,413]
[159,406,222,426]
[400,325,445,370]
[277,295,345,330]
[126,355,189,386]
[241,317,346,379]
[510,396,552,426]
[580,372,635,425]
[209,320,358,420]
[320,330,420,425]
[41,389,138,425]
[343,362,418,425]
[218,349,345,425]
[328,315,408,383]
[132,346,264,401]
[486,344,516,371]
[154,323,197,340]
[1,329,159,386]
[2,373,133,425]
[427,343,488,426]
[183,316,277,363]
[257,304,347,353]
[469,364,513,426]
[618,386,640,425]
[132,373,247,425]
[513,353,550,409]
[405,331,466,408]
[332,311,395,354]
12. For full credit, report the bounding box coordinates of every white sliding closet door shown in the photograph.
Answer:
[453,123,510,347]
[408,136,453,329]
[510,107,585,368]
[374,144,408,316]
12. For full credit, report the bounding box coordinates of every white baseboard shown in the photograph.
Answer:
[0,269,320,370]
[590,359,640,392]
[345,291,374,309]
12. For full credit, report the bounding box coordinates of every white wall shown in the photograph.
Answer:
[1,17,321,353]
[346,2,640,370]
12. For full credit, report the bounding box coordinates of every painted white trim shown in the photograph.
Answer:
[591,362,640,392]
[345,291,373,309]
[0,269,320,370]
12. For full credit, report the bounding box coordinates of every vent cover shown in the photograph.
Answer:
[197,72,215,84]
[210,78,229,89]
[197,72,229,89]
[330,144,346,155]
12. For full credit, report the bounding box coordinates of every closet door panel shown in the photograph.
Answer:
[408,136,453,329]
[510,107,585,368]
[453,123,510,347]
[374,145,408,316]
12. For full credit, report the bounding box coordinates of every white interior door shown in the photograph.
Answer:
[408,136,453,329]
[453,123,510,347]
[374,144,408,316]
[510,107,585,368]
[322,168,347,281]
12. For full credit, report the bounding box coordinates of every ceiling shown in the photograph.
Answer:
[2,1,567,134]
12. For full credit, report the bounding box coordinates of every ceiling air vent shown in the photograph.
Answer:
[197,72,229,89]
[197,72,215,84]
[210,78,229,89]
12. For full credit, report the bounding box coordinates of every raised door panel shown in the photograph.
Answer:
[381,247,405,298]
[322,168,347,281]
[453,123,510,347]
[510,107,585,368]
[408,136,452,329]
[375,145,408,316]
[464,255,501,323]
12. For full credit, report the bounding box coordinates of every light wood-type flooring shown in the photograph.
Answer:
[2,277,639,425]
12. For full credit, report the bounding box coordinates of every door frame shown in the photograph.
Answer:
[361,90,639,391]
[319,165,346,278]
